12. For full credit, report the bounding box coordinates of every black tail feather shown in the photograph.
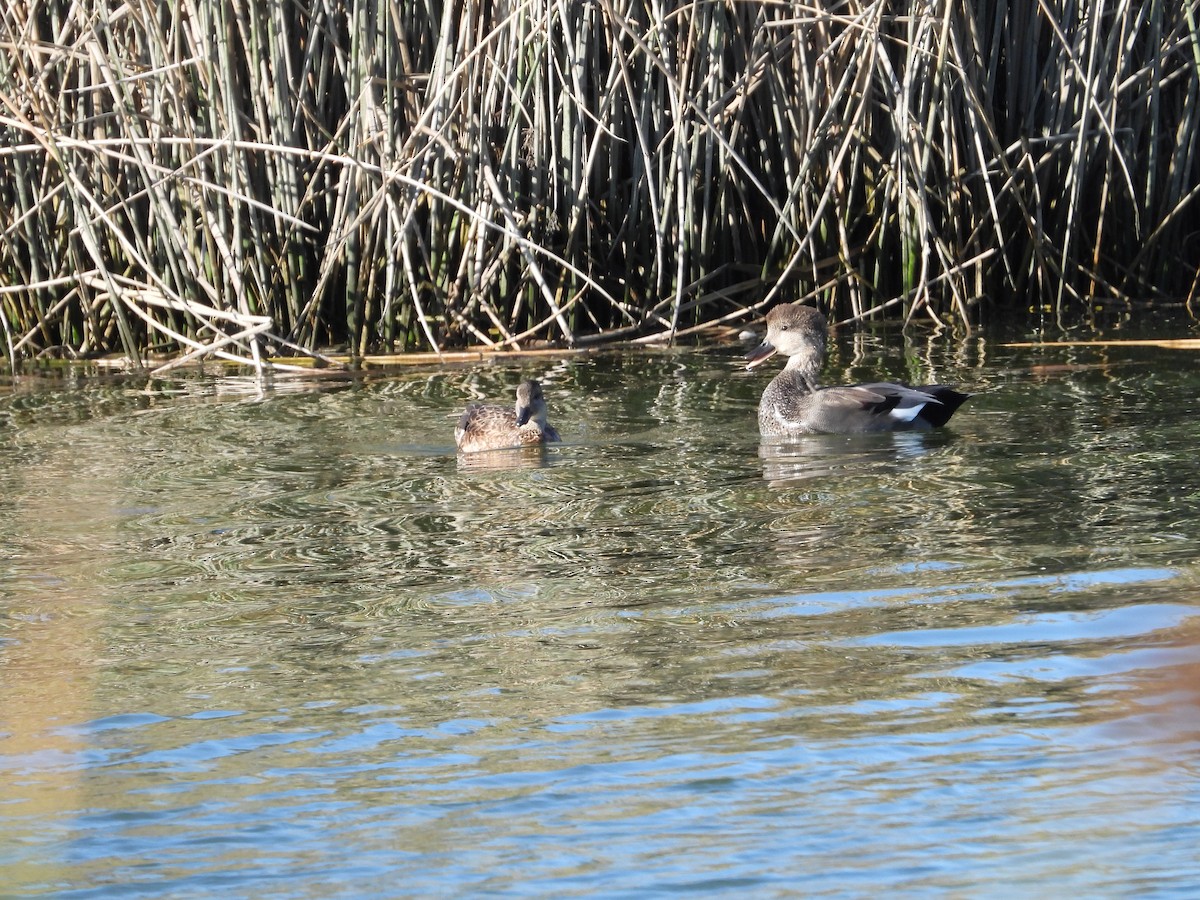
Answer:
[916,386,972,427]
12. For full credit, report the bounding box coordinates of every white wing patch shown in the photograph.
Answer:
[887,403,925,422]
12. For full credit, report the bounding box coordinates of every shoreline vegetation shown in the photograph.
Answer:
[2,0,1199,375]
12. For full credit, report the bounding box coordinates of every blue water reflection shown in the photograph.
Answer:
[3,337,1200,896]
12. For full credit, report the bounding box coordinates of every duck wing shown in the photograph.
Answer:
[807,383,963,432]
[455,403,519,451]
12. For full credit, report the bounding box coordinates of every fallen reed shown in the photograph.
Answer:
[1,0,1198,370]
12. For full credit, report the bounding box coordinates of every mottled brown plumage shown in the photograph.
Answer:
[454,380,561,453]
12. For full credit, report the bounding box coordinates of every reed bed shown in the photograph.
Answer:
[1,0,1198,371]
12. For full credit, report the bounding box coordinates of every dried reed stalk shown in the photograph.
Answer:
[1,0,1197,371]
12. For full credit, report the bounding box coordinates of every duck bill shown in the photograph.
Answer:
[515,405,532,426]
[745,340,778,370]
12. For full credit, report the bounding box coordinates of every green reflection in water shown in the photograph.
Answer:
[2,336,1200,895]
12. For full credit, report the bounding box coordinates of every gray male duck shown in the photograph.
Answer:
[455,379,561,453]
[746,303,971,436]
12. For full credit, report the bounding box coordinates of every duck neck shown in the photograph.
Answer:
[520,404,549,430]
[782,352,822,393]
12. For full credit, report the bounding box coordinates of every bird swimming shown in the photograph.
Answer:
[454,380,561,453]
[746,303,971,436]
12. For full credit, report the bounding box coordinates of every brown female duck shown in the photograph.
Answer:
[455,380,561,453]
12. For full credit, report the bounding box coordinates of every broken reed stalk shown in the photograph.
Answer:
[1,0,1198,372]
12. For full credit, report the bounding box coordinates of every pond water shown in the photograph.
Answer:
[2,326,1200,897]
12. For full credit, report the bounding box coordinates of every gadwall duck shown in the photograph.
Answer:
[746,303,970,436]
[455,380,561,453]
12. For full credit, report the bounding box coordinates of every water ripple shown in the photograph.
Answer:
[4,344,1200,896]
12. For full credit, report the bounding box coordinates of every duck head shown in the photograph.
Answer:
[746,303,828,379]
[514,380,549,427]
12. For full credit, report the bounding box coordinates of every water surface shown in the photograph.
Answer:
[2,330,1200,896]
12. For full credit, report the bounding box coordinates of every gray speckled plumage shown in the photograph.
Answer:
[454,380,561,453]
[746,303,970,436]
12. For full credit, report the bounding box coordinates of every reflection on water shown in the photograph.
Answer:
[455,445,559,472]
[2,336,1200,896]
[758,430,950,484]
